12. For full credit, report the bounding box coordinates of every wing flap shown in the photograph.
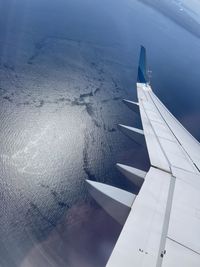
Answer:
[118,124,145,145]
[116,163,146,188]
[106,167,172,267]
[167,168,200,254]
[86,180,135,225]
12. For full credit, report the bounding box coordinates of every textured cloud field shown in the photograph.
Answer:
[0,0,200,266]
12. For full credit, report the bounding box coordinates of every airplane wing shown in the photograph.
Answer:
[86,46,200,267]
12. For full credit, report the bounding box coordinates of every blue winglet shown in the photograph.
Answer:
[137,46,147,84]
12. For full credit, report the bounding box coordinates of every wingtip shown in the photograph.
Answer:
[137,45,147,84]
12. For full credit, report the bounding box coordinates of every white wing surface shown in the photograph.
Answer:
[87,46,200,267]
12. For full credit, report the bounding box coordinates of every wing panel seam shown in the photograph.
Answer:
[166,237,200,256]
[149,92,199,174]
[156,176,176,267]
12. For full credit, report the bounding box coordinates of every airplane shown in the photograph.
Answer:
[86,46,200,266]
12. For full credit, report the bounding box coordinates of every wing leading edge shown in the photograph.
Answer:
[87,46,200,267]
